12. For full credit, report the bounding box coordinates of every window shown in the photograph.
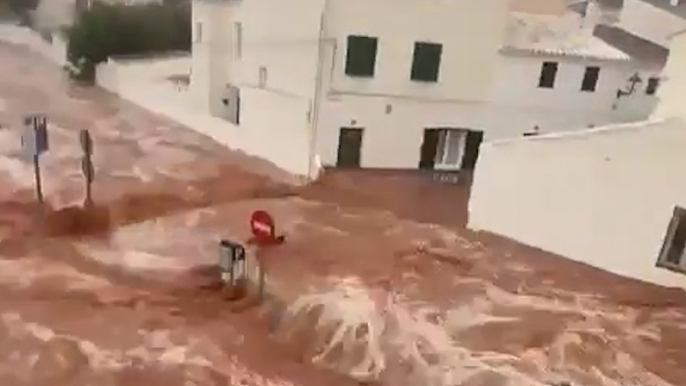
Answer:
[345,35,378,77]
[435,129,467,169]
[581,66,600,92]
[234,22,243,59]
[411,42,443,82]
[195,22,203,43]
[538,62,558,88]
[657,206,686,273]
[646,77,660,95]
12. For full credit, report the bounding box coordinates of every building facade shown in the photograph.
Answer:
[189,0,664,176]
[468,24,686,287]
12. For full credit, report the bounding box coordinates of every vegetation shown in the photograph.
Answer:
[66,1,191,81]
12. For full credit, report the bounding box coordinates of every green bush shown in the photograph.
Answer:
[66,2,191,82]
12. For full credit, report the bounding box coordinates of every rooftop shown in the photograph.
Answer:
[501,12,632,61]
[594,24,669,67]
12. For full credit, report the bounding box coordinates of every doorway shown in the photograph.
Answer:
[336,128,363,168]
[419,128,483,171]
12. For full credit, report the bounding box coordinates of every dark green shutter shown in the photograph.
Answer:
[411,42,442,82]
[345,35,378,77]
[460,130,483,171]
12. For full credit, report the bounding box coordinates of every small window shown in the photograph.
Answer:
[411,42,443,82]
[538,62,558,88]
[581,66,600,92]
[646,77,660,95]
[345,35,378,77]
[234,22,243,59]
[195,22,203,43]
[657,206,686,273]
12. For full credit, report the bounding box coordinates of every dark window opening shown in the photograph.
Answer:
[538,62,558,88]
[646,77,660,95]
[345,35,378,77]
[411,42,442,82]
[581,66,600,92]
[657,206,686,273]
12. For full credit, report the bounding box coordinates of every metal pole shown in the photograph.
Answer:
[33,154,43,204]
[85,178,93,207]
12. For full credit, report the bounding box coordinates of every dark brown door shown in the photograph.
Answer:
[419,129,439,169]
[336,128,363,168]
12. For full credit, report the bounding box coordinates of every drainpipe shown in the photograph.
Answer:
[307,0,330,182]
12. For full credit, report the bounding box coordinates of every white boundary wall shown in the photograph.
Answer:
[468,118,686,287]
[95,55,313,180]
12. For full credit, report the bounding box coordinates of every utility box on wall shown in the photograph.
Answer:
[218,84,240,125]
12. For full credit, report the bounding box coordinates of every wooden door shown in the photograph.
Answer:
[336,128,363,168]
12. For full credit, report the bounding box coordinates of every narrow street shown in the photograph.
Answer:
[1,41,686,386]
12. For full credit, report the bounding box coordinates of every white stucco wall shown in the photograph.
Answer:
[490,53,659,134]
[653,31,686,121]
[321,0,508,103]
[97,56,313,179]
[468,118,686,287]
[190,0,324,177]
[313,0,509,168]
[617,0,686,47]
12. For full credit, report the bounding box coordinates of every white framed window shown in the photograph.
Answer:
[233,22,243,59]
[434,129,467,170]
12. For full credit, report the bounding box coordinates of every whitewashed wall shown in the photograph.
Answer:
[321,0,509,103]
[653,31,686,121]
[616,0,686,47]
[0,24,67,66]
[489,53,660,134]
[313,0,509,168]
[468,118,686,287]
[95,54,190,94]
[190,0,324,177]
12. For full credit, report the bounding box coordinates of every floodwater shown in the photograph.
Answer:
[0,41,686,386]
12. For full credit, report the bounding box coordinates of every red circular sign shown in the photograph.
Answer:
[250,210,275,243]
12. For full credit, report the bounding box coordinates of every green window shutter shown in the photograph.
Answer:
[345,35,378,77]
[411,42,442,82]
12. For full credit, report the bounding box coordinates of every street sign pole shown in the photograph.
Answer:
[79,129,94,207]
[22,114,49,206]
[33,153,43,204]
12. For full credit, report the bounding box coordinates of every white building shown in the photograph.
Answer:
[488,6,664,137]
[190,0,665,176]
[467,27,686,287]
[191,0,511,175]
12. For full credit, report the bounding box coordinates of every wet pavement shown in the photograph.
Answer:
[1,40,686,386]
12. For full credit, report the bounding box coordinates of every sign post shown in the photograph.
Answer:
[219,239,247,299]
[79,129,94,207]
[247,210,284,303]
[21,115,49,204]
